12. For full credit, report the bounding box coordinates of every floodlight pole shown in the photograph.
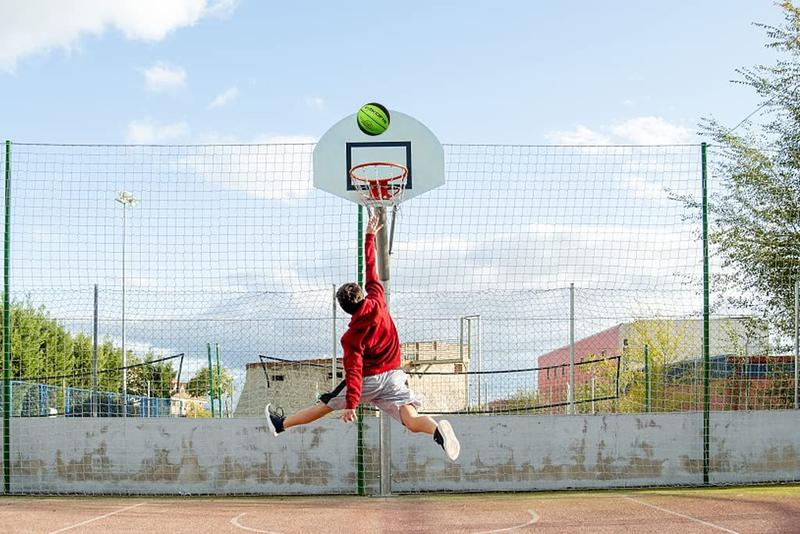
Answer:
[116,192,138,417]
[374,207,392,497]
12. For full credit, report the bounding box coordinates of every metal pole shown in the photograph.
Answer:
[460,318,467,408]
[146,380,151,418]
[644,344,650,412]
[207,343,215,418]
[374,207,392,497]
[591,376,596,415]
[701,142,710,485]
[92,284,98,418]
[121,204,127,417]
[569,283,575,415]
[3,140,11,494]
[477,315,482,410]
[356,205,365,496]
[794,279,798,410]
[469,318,476,409]
[215,344,222,417]
[332,283,337,391]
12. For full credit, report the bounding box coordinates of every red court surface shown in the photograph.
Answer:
[1,485,799,534]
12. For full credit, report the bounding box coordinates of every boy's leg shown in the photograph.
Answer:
[398,403,460,461]
[284,403,333,429]
[398,404,437,434]
[265,402,333,436]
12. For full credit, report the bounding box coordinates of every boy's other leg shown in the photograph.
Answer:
[399,404,460,461]
[398,404,437,434]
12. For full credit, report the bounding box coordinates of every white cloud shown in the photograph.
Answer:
[0,0,238,72]
[209,86,240,108]
[189,134,318,200]
[546,117,694,146]
[544,125,610,145]
[611,116,693,144]
[144,61,186,92]
[304,96,325,111]
[127,119,189,143]
[627,175,670,201]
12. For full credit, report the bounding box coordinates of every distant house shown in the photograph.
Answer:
[234,341,469,417]
[536,317,768,406]
[169,380,209,417]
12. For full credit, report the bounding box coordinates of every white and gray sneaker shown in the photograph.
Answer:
[433,420,460,461]
[264,403,286,436]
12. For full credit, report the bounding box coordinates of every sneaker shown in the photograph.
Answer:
[264,403,285,436]
[433,420,460,461]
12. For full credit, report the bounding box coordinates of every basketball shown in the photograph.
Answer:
[357,103,390,136]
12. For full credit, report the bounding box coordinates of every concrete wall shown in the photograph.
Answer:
[709,410,800,485]
[9,418,362,495]
[5,410,798,494]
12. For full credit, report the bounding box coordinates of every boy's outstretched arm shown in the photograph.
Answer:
[364,212,385,300]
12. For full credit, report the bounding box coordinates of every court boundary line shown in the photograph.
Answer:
[47,502,146,534]
[471,509,539,534]
[230,512,285,534]
[623,496,741,534]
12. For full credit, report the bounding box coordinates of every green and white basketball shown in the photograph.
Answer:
[357,103,390,136]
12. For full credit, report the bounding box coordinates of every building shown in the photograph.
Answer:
[234,341,469,417]
[536,317,768,407]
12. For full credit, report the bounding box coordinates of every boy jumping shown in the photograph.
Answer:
[265,212,460,461]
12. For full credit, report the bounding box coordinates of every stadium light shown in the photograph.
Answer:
[116,191,138,416]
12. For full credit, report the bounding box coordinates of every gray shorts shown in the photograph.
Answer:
[320,369,422,423]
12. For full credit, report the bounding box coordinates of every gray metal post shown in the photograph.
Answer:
[374,207,392,497]
[794,279,799,410]
[569,283,576,414]
[92,284,99,418]
[477,315,482,410]
[332,283,337,390]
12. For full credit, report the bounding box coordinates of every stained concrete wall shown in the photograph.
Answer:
[390,413,704,492]
[9,418,362,495]
[709,410,800,485]
[5,411,799,494]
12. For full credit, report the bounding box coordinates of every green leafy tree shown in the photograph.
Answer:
[691,2,800,338]
[186,365,234,400]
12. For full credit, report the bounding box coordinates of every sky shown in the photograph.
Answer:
[0,0,786,145]
[0,1,787,405]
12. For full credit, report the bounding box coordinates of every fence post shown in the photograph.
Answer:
[206,343,215,418]
[332,283,337,391]
[794,279,798,410]
[644,344,651,412]
[3,140,11,494]
[701,142,710,485]
[92,284,98,418]
[215,344,222,417]
[569,283,575,415]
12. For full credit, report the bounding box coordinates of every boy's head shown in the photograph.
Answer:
[336,283,365,314]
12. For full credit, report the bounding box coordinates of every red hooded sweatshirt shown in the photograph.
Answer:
[340,233,401,409]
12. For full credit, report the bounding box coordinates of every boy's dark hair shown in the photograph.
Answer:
[336,283,365,314]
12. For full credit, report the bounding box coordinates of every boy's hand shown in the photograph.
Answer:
[365,212,383,235]
[340,408,357,423]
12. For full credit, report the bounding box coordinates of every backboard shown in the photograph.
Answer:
[313,109,444,205]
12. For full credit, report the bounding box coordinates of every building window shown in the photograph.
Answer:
[454,364,464,374]
[271,375,285,381]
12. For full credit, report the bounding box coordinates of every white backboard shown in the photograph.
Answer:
[313,109,444,205]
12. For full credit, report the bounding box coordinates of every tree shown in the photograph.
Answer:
[693,2,800,339]
[186,365,234,400]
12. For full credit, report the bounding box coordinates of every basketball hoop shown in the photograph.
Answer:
[349,162,408,208]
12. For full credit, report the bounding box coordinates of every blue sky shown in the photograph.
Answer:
[0,1,785,145]
[0,1,786,403]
